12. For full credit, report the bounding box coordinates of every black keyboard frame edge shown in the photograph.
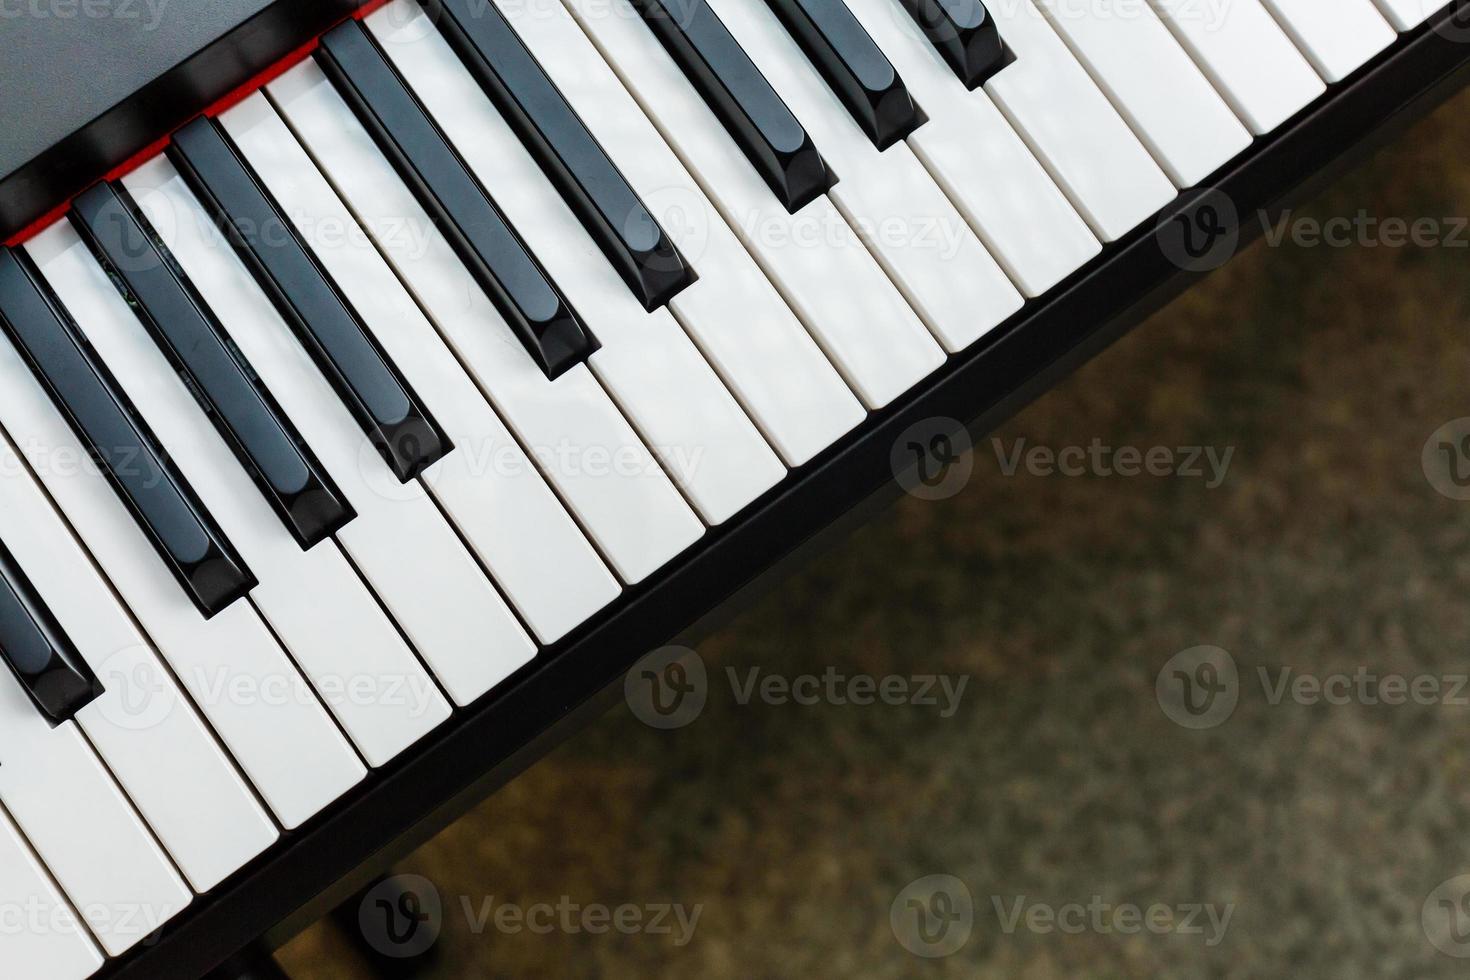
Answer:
[0,0,370,244]
[100,8,1470,977]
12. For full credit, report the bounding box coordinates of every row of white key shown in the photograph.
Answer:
[0,399,280,889]
[0,808,104,979]
[266,58,704,586]
[471,0,869,466]
[703,0,1026,350]
[217,94,624,648]
[363,5,786,530]
[559,0,948,408]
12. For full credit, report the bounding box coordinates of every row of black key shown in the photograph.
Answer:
[315,19,597,379]
[0,0,1013,642]
[427,0,693,312]
[168,117,451,483]
[71,181,353,549]
[633,0,1010,211]
[0,0,706,632]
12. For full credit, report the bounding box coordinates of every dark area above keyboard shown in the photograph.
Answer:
[0,0,367,242]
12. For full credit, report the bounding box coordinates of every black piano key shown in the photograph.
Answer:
[764,0,919,150]
[0,247,255,619]
[429,0,694,312]
[167,116,450,481]
[898,0,1009,90]
[70,182,354,550]
[315,20,597,380]
[0,539,100,724]
[631,0,832,214]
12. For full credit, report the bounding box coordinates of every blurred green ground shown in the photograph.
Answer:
[280,88,1470,979]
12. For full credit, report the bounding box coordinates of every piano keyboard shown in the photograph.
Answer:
[0,0,1450,974]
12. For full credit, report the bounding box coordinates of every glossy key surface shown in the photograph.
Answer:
[168,116,449,482]
[70,181,352,549]
[316,19,597,379]
[633,0,833,212]
[764,0,919,149]
[0,540,99,723]
[0,247,254,618]
[429,0,694,310]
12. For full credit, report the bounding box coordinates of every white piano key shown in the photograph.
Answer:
[226,87,619,649]
[221,96,551,696]
[1148,0,1326,135]
[0,809,103,980]
[121,158,461,761]
[1033,0,1252,187]
[37,220,449,766]
[1371,0,1450,31]
[265,62,704,585]
[483,0,865,467]
[981,0,1177,241]
[18,238,365,830]
[842,0,1100,297]
[25,225,366,829]
[561,0,944,409]
[367,3,785,525]
[0,419,278,891]
[1260,0,1396,83]
[704,0,1023,351]
[0,672,189,955]
[659,203,867,466]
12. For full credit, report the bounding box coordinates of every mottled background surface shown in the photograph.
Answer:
[280,87,1470,979]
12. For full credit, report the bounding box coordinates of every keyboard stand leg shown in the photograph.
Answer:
[328,872,443,978]
[204,943,290,980]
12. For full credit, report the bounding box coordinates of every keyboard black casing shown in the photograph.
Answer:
[0,0,367,240]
